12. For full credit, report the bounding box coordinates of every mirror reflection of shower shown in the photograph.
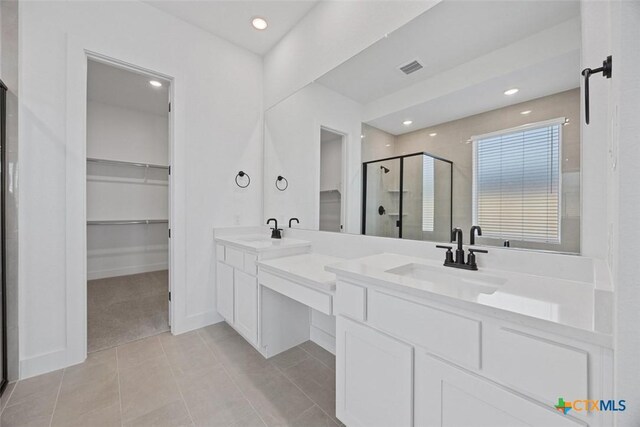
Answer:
[363,152,452,241]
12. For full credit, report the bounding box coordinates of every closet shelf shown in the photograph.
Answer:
[87,157,169,171]
[87,219,168,225]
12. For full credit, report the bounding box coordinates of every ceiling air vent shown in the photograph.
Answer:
[398,60,423,75]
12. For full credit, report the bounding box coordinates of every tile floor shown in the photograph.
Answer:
[0,323,340,427]
[88,271,170,353]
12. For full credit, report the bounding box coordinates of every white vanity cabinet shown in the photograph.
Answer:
[214,236,311,350]
[414,352,583,427]
[336,317,414,427]
[334,278,613,427]
[215,261,234,323]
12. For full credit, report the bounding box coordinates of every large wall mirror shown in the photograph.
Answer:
[264,0,582,253]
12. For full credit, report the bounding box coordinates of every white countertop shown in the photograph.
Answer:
[258,253,344,292]
[215,234,311,254]
[326,253,613,347]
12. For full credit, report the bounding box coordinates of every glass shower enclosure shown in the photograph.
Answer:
[362,152,453,241]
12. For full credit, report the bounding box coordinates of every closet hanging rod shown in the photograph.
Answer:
[87,157,169,170]
[87,219,168,225]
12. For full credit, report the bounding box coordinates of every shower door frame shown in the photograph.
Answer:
[361,151,453,239]
[0,79,7,395]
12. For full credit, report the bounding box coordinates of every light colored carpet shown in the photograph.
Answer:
[87,270,169,353]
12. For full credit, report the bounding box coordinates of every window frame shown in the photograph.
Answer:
[471,117,565,244]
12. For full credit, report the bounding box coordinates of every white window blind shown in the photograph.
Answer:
[473,119,562,243]
[422,155,435,232]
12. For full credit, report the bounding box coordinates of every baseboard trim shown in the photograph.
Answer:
[310,324,336,355]
[19,348,81,380]
[172,311,222,335]
[87,263,168,280]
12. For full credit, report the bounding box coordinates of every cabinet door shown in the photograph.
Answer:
[336,316,413,427]
[216,261,234,324]
[415,351,584,427]
[234,270,258,345]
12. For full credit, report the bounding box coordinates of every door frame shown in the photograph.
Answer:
[83,52,175,338]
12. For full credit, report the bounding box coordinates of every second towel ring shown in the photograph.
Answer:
[276,175,288,191]
[235,171,251,188]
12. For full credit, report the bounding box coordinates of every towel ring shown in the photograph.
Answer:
[275,175,288,191]
[235,171,251,188]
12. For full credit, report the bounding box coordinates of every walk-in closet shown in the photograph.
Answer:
[86,60,170,353]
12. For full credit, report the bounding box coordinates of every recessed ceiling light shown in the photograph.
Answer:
[360,134,364,139]
[504,88,519,96]
[385,144,391,147]
[429,133,437,137]
[149,80,162,88]
[251,17,268,30]
[403,120,413,126]
[520,110,531,115]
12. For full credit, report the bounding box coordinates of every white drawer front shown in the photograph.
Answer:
[225,247,244,270]
[259,271,332,315]
[243,253,258,276]
[368,290,481,370]
[484,327,588,405]
[335,281,366,321]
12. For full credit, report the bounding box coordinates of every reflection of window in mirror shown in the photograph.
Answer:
[319,128,345,232]
[473,118,564,249]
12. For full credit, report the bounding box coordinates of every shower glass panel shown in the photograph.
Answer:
[363,153,452,241]
[363,158,401,238]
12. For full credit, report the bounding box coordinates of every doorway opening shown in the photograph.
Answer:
[86,59,171,353]
[319,127,345,232]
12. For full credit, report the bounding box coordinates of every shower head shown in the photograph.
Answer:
[380,166,390,174]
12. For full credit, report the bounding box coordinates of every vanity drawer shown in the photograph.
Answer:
[243,253,258,276]
[225,247,244,270]
[216,244,225,261]
[368,290,481,370]
[335,281,367,321]
[259,271,333,315]
[483,326,588,405]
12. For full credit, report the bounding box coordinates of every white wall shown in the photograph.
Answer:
[263,0,439,108]
[19,0,263,378]
[264,83,362,234]
[86,100,169,279]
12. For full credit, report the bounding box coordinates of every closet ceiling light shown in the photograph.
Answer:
[149,80,162,88]
[504,88,519,95]
[429,133,437,137]
[402,120,413,125]
[251,17,268,30]
[520,110,532,115]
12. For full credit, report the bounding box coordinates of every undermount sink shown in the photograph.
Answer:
[385,263,506,295]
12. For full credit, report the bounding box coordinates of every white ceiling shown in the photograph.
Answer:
[87,60,170,115]
[367,51,580,135]
[318,1,580,105]
[145,0,319,55]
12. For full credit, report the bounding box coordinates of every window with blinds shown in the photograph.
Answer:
[472,119,562,243]
[422,155,435,232]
